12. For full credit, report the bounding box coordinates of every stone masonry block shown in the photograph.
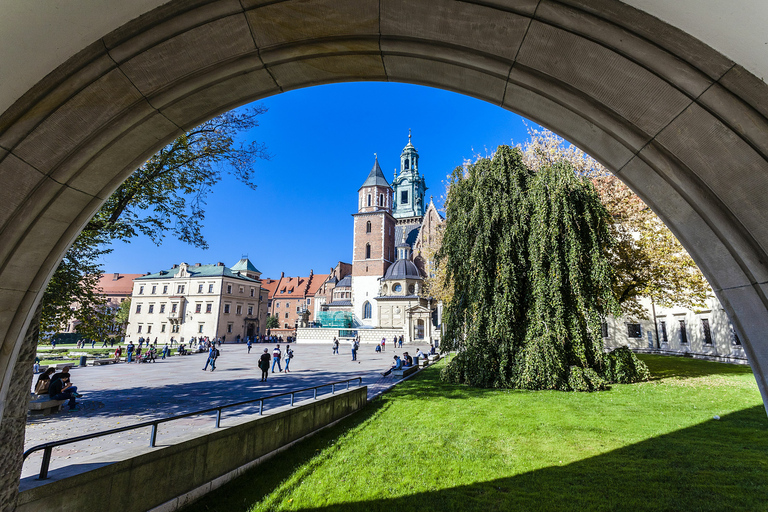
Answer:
[517,20,692,138]
[118,15,257,97]
[381,0,529,63]
[268,54,386,92]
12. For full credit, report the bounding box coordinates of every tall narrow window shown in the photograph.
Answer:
[659,321,668,343]
[679,320,688,344]
[731,325,742,345]
[380,193,384,206]
[365,243,371,259]
[368,194,371,207]
[702,318,712,345]
[363,301,372,319]
[366,221,371,233]
[404,159,409,170]
[401,190,408,204]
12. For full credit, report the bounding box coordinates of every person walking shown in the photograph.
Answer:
[333,337,339,355]
[162,344,169,360]
[351,338,358,361]
[247,338,252,354]
[284,345,294,373]
[126,341,135,363]
[209,345,219,372]
[258,348,270,382]
[271,345,282,373]
[203,345,216,371]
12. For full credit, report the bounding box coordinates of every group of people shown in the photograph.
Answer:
[256,344,294,381]
[34,365,82,411]
[121,341,159,363]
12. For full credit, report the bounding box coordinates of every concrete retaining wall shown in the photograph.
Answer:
[16,387,367,512]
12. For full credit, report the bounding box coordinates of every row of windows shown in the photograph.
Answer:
[604,318,742,346]
[274,299,310,308]
[135,303,254,315]
[138,283,256,296]
[136,323,180,334]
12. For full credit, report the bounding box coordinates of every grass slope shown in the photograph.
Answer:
[185,355,767,512]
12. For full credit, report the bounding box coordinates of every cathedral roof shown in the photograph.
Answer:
[394,224,420,248]
[359,157,390,190]
[336,275,352,288]
[382,258,422,281]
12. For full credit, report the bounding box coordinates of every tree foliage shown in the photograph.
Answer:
[266,316,280,329]
[521,129,710,317]
[439,145,648,390]
[39,107,269,342]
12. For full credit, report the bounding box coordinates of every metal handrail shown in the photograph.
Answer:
[23,376,363,480]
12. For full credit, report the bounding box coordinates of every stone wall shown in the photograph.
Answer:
[296,327,405,344]
[0,305,38,512]
[16,386,367,512]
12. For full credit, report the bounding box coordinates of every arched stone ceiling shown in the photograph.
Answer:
[2,0,767,115]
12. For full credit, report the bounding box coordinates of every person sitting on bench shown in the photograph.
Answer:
[34,368,55,395]
[382,355,402,376]
[403,352,413,367]
[49,373,81,411]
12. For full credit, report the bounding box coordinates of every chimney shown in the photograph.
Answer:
[172,264,179,269]
[217,262,225,266]
[310,269,313,276]
[113,272,119,281]
[281,272,284,278]
[195,263,202,267]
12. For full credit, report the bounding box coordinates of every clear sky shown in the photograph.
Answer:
[100,82,540,279]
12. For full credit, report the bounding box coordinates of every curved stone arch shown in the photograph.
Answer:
[3,0,768,501]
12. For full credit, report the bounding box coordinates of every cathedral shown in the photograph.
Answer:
[305,134,443,344]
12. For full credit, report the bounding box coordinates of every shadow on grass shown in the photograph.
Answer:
[185,405,768,512]
[637,354,754,380]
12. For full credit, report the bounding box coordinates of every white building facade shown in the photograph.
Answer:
[125,259,266,344]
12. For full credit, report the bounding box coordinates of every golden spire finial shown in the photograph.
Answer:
[408,128,412,143]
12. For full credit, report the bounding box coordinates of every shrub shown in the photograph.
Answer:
[606,346,651,383]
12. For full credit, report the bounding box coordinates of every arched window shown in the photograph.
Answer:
[365,243,371,259]
[367,194,371,207]
[363,301,372,319]
[380,193,384,206]
[366,221,371,233]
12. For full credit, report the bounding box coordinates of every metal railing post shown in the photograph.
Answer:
[358,377,362,387]
[215,408,222,428]
[39,447,52,480]
[347,380,350,390]
[259,399,264,415]
[290,393,295,406]
[313,388,317,400]
[150,424,158,447]
[332,383,335,394]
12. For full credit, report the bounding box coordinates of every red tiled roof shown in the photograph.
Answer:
[306,274,329,296]
[96,273,144,295]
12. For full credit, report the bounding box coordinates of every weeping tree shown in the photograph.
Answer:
[439,145,648,391]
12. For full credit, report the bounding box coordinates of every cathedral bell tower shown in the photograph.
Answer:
[352,156,395,277]
[392,131,427,220]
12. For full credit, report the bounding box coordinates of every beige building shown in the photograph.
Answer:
[603,296,747,364]
[125,258,267,344]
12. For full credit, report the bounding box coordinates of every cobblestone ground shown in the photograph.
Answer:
[22,342,416,480]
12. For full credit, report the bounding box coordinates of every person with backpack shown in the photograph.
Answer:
[203,345,217,371]
[351,338,359,361]
[247,338,252,353]
[284,345,294,373]
[271,345,282,373]
[332,337,339,355]
[258,348,271,381]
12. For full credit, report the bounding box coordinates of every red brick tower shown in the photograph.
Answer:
[352,157,395,278]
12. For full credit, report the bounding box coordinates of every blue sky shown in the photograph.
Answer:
[101,82,539,279]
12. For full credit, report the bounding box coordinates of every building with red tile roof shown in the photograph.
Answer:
[263,270,329,337]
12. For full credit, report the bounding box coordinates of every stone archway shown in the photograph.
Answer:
[3,0,768,506]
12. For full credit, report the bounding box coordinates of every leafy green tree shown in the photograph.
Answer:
[521,129,710,317]
[439,145,647,390]
[40,107,269,341]
[266,316,280,329]
[115,298,132,331]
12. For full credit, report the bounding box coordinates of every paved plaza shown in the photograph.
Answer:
[22,342,416,481]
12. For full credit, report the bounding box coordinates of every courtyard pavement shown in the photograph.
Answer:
[22,342,418,480]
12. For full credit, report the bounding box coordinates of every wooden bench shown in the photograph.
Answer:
[419,358,430,368]
[28,396,67,415]
[393,365,420,378]
[92,359,115,366]
[428,354,441,362]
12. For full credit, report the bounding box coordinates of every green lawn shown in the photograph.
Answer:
[185,355,767,512]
